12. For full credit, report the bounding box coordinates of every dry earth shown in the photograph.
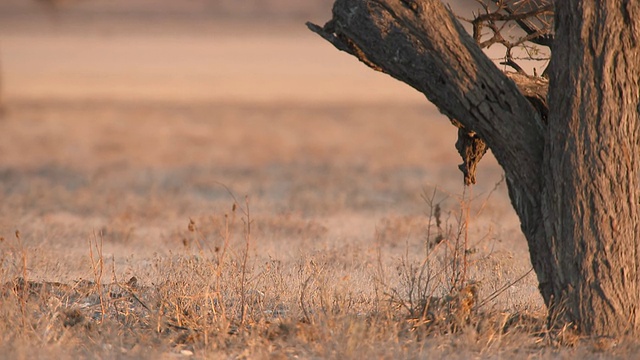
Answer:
[0,1,624,359]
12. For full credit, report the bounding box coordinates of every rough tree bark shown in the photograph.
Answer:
[308,0,640,337]
[543,0,640,336]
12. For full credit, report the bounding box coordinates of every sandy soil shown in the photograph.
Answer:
[0,0,542,334]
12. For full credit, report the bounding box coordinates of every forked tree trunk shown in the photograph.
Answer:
[308,0,640,336]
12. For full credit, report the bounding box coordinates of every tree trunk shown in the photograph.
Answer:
[542,0,640,335]
[308,0,640,336]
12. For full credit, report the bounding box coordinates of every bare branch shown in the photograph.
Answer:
[468,0,553,73]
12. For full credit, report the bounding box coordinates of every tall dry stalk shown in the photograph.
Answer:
[239,196,252,325]
[89,231,106,322]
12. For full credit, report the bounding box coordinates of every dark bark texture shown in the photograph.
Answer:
[543,0,640,335]
[309,0,640,336]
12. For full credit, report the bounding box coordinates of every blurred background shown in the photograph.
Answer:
[0,0,543,104]
[0,0,439,104]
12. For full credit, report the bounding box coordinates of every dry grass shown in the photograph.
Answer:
[0,198,542,360]
[2,188,635,359]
